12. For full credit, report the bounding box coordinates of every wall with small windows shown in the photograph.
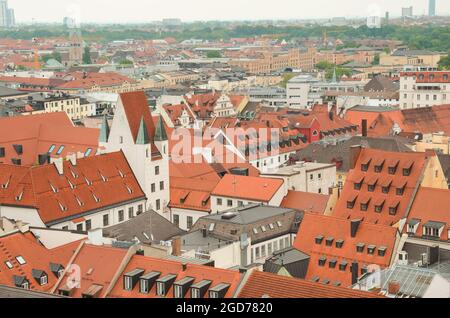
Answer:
[250,234,294,264]
[49,199,147,232]
[170,208,208,231]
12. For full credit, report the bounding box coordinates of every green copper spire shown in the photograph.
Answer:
[99,115,110,143]
[154,115,168,142]
[331,67,338,83]
[136,117,150,145]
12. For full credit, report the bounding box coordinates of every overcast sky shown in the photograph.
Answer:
[8,0,450,23]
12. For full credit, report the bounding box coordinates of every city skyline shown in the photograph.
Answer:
[7,0,450,24]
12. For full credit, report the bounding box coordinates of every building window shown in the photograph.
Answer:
[151,183,156,193]
[160,181,164,191]
[129,207,134,219]
[187,216,193,230]
[40,275,48,286]
[118,210,124,222]
[155,166,160,175]
[76,223,83,232]
[255,247,260,259]
[85,220,92,231]
[103,214,109,227]
[403,168,411,177]
[156,199,161,211]
[217,198,222,206]
[137,204,143,215]
[227,200,233,207]
[173,214,179,227]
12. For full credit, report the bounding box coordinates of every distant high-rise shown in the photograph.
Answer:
[367,16,381,29]
[429,0,436,16]
[402,6,414,18]
[0,0,15,28]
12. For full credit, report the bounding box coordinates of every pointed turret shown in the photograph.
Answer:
[99,115,110,143]
[136,117,151,145]
[154,116,168,142]
[331,67,338,83]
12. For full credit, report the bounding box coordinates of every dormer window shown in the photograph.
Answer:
[403,161,413,176]
[389,202,400,215]
[124,269,145,291]
[156,274,177,297]
[360,198,370,212]
[368,179,377,192]
[325,237,334,246]
[318,256,327,266]
[396,185,406,196]
[378,247,387,257]
[347,194,357,209]
[388,160,399,175]
[209,283,230,299]
[374,200,385,213]
[85,177,92,186]
[335,239,344,248]
[140,271,160,294]
[315,235,324,245]
[173,277,195,298]
[367,245,376,255]
[354,178,363,190]
[356,243,365,253]
[374,160,385,173]
[329,259,337,269]
[49,182,58,193]
[423,221,444,239]
[191,280,212,298]
[407,219,420,235]
[382,181,392,194]
[339,261,348,271]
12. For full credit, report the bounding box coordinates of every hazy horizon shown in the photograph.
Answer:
[7,0,450,24]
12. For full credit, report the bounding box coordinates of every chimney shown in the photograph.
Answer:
[349,145,363,170]
[351,261,359,285]
[361,119,368,137]
[239,267,247,274]
[87,228,104,246]
[350,219,361,238]
[388,281,400,296]
[329,111,334,121]
[182,263,187,271]
[202,226,207,238]
[171,236,182,256]
[52,157,64,175]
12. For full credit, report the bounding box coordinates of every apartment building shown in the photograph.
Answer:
[399,71,450,109]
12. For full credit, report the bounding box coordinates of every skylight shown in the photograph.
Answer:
[16,256,26,265]
[5,261,13,269]
[56,145,65,155]
[84,148,93,157]
[48,144,56,153]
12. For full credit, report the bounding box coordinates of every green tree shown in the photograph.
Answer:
[372,53,380,66]
[206,50,222,58]
[83,46,92,64]
[279,72,295,88]
[325,68,352,81]
[315,61,334,70]
[438,53,450,70]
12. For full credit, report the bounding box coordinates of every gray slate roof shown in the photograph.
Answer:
[103,210,185,243]
[294,136,413,172]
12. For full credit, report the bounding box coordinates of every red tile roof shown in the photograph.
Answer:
[119,91,156,144]
[170,177,219,212]
[293,213,398,287]
[58,244,128,298]
[0,151,145,225]
[0,112,99,167]
[212,174,284,202]
[238,270,384,298]
[404,187,450,241]
[333,148,428,226]
[57,72,136,90]
[0,231,81,292]
[400,71,450,84]
[108,254,242,298]
[281,190,331,214]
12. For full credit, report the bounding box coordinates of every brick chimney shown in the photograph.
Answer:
[172,236,182,256]
[361,119,368,137]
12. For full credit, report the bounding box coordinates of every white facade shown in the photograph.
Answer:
[400,74,450,109]
[171,207,209,231]
[261,161,337,195]
[100,95,171,219]
[210,186,286,214]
